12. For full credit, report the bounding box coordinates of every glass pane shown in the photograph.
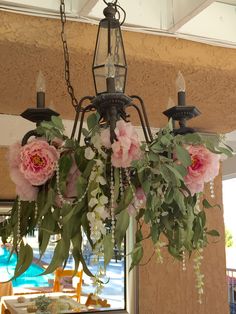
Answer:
[93,67,107,94]
[94,26,108,66]
[94,67,126,93]
[81,240,125,310]
[94,25,126,67]
[110,28,126,66]
[115,67,126,92]
[0,228,126,312]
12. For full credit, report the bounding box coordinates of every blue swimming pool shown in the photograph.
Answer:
[0,247,53,287]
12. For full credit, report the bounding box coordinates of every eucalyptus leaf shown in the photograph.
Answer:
[217,146,233,157]
[166,164,184,181]
[82,128,90,137]
[175,144,192,167]
[42,240,66,275]
[76,248,95,278]
[202,199,214,209]
[173,190,185,212]
[115,186,134,215]
[103,233,114,267]
[151,224,159,243]
[173,164,188,177]
[87,113,99,131]
[148,152,159,162]
[142,180,151,194]
[168,245,181,260]
[14,243,33,279]
[136,229,143,243]
[115,209,130,248]
[129,243,143,271]
[206,229,220,237]
[51,115,64,130]
[182,133,202,144]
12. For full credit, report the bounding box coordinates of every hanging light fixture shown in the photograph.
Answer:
[92,1,127,95]
[61,0,154,145]
[1,0,232,306]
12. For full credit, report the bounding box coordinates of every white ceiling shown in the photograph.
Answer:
[1,0,236,47]
[0,1,235,179]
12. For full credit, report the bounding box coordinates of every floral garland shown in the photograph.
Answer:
[0,114,232,302]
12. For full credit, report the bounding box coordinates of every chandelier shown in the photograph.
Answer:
[0,0,232,306]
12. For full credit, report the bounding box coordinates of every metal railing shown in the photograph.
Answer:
[227,268,236,314]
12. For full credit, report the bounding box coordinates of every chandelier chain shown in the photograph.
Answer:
[60,0,79,109]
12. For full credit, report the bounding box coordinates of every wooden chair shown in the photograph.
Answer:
[0,281,13,297]
[53,268,83,302]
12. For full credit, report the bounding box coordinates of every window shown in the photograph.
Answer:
[0,200,137,313]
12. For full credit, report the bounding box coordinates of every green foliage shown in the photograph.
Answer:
[1,115,232,281]
[225,229,234,247]
[36,115,65,141]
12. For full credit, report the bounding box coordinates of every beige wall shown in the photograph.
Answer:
[0,147,15,199]
[139,172,228,314]
[0,10,234,314]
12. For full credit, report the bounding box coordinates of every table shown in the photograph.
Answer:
[0,292,87,314]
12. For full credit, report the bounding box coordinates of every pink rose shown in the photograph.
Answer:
[8,143,38,201]
[101,120,141,168]
[184,145,220,195]
[19,139,59,186]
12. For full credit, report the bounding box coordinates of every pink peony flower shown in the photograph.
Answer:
[184,145,220,195]
[101,120,141,168]
[19,139,59,186]
[8,143,38,201]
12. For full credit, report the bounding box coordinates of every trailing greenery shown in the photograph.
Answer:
[0,115,233,280]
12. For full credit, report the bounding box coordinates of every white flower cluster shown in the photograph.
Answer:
[155,241,166,264]
[193,247,204,304]
[84,133,107,161]
[87,160,109,243]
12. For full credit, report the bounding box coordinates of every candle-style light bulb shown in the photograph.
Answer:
[176,71,186,92]
[36,71,46,92]
[176,71,186,106]
[105,53,115,78]
[105,53,115,92]
[36,71,46,108]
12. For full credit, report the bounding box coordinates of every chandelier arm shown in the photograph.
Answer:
[70,111,80,140]
[126,103,151,143]
[130,95,153,142]
[60,0,80,109]
[21,130,38,146]
[70,96,95,139]
[77,104,96,143]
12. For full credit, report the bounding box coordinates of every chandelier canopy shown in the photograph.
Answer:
[0,0,233,306]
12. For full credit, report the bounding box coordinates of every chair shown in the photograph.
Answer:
[0,282,13,314]
[0,282,13,297]
[53,268,83,302]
